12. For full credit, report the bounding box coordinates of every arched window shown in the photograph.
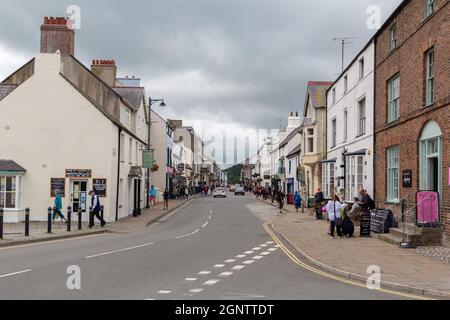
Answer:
[419,121,442,193]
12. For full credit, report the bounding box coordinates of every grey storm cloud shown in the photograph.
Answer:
[0,0,402,130]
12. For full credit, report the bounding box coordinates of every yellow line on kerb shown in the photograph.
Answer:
[263,223,434,301]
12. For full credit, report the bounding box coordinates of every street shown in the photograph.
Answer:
[0,195,407,300]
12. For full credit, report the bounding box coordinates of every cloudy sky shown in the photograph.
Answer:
[0,0,402,164]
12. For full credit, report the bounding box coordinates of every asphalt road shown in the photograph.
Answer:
[0,194,409,300]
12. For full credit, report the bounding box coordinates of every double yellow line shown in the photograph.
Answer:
[263,223,434,301]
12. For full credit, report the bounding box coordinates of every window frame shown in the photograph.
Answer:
[359,57,365,80]
[388,74,401,123]
[0,176,19,209]
[390,23,397,51]
[425,48,435,106]
[358,98,367,136]
[387,145,400,203]
[425,0,435,18]
[331,117,337,148]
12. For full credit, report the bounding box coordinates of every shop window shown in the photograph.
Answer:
[346,156,364,201]
[322,163,335,199]
[0,176,17,209]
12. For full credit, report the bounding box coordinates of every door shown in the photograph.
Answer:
[71,181,88,213]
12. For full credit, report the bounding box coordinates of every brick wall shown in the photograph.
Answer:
[375,0,450,237]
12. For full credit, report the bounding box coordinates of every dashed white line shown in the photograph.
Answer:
[157,291,171,295]
[175,234,191,240]
[191,229,200,235]
[219,271,234,278]
[214,264,225,268]
[253,256,263,260]
[252,247,262,251]
[85,243,154,259]
[185,278,198,282]
[243,260,255,265]
[190,288,204,293]
[204,279,220,286]
[244,251,254,255]
[266,241,275,245]
[208,215,212,220]
[202,222,209,228]
[0,269,32,279]
[225,259,236,263]
[268,248,278,252]
[199,271,211,275]
[261,252,271,256]
[232,265,246,271]
[236,255,246,258]
[260,244,268,247]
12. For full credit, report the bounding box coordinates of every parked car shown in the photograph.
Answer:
[229,185,236,192]
[213,187,227,198]
[235,185,245,196]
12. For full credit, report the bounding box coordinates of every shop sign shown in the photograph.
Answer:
[177,164,185,173]
[50,178,66,197]
[93,179,107,198]
[66,169,92,178]
[167,166,175,175]
[143,151,153,169]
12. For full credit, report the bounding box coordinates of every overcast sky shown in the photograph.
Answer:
[0,0,402,164]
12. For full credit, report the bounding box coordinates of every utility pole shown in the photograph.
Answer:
[333,37,357,73]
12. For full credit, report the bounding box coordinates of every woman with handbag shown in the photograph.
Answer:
[326,195,343,239]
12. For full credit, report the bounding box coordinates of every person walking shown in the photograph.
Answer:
[163,188,170,211]
[315,188,325,220]
[149,185,157,208]
[293,191,302,213]
[89,190,106,228]
[277,190,286,214]
[326,195,343,239]
[53,191,67,224]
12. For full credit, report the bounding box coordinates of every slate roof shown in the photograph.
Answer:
[0,84,18,101]
[0,160,26,172]
[307,81,333,108]
[279,126,301,148]
[287,144,301,158]
[113,87,144,110]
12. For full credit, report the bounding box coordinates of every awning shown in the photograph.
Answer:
[345,149,367,157]
[0,160,26,176]
[128,166,143,178]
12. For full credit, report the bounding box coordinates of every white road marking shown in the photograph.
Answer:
[244,251,254,255]
[158,291,171,295]
[190,288,204,293]
[253,256,263,260]
[191,229,200,235]
[185,278,198,282]
[275,245,281,248]
[208,215,212,220]
[260,244,268,247]
[199,271,211,275]
[85,242,154,259]
[225,259,236,263]
[261,252,271,256]
[243,260,255,265]
[232,265,246,271]
[266,241,274,244]
[214,264,226,268]
[202,222,209,228]
[252,247,262,251]
[268,248,278,252]
[0,269,32,279]
[219,271,234,278]
[175,234,191,240]
[204,279,220,286]
[236,255,246,258]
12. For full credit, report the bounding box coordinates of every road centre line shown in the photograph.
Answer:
[202,222,209,228]
[0,269,32,279]
[85,242,154,259]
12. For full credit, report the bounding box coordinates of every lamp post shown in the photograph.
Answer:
[146,97,166,209]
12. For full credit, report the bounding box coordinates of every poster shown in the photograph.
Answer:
[93,179,107,197]
[417,191,440,227]
[50,178,65,197]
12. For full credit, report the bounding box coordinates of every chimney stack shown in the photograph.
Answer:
[40,17,75,56]
[288,111,301,128]
[91,60,117,88]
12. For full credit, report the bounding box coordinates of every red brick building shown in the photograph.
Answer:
[374,0,450,237]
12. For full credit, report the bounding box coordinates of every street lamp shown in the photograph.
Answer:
[146,97,166,209]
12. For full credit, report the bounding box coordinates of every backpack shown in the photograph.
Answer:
[367,195,375,211]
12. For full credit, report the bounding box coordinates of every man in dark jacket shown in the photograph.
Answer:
[89,190,106,228]
[314,188,325,220]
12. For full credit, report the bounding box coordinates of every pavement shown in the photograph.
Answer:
[0,194,417,300]
[0,197,194,247]
[257,196,450,299]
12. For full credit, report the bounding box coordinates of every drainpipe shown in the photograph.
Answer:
[115,128,122,222]
[373,39,377,204]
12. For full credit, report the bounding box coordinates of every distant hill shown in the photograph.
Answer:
[224,164,243,185]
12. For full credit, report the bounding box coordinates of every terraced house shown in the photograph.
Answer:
[374,0,450,238]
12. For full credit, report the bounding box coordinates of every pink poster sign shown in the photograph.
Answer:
[417,191,440,227]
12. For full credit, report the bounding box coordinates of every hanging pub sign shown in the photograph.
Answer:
[143,151,153,169]
[93,179,107,198]
[402,170,413,188]
[50,178,66,197]
[66,169,92,178]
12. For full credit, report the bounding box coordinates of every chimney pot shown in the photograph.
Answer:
[41,16,75,55]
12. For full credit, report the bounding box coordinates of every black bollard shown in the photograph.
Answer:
[0,208,3,240]
[89,207,94,229]
[78,207,82,231]
[25,208,30,237]
[67,206,72,232]
[100,205,104,221]
[47,207,52,234]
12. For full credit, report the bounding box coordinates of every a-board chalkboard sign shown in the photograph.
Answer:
[360,211,371,237]
[50,178,66,197]
[93,179,107,197]
[370,209,398,234]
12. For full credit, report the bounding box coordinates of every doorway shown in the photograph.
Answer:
[71,180,88,213]
[420,121,442,195]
